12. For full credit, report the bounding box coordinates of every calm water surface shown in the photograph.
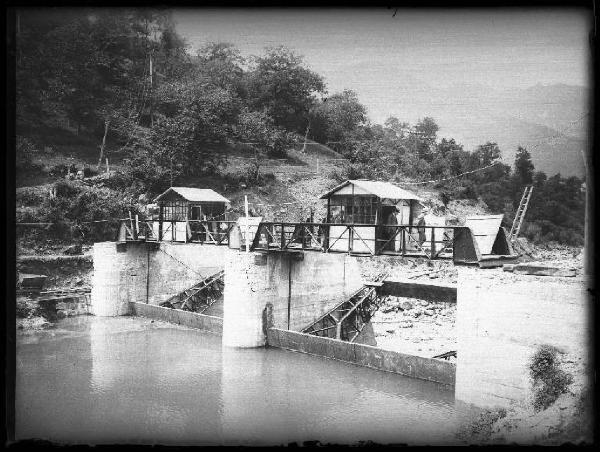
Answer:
[16,316,463,445]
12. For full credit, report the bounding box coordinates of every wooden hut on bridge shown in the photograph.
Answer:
[151,187,231,242]
[319,180,426,254]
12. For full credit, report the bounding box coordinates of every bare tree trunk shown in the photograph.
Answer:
[301,118,310,153]
[149,54,153,128]
[97,119,110,169]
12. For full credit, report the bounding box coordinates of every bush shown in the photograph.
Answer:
[47,164,69,177]
[16,188,45,207]
[329,163,369,182]
[16,206,39,223]
[226,163,275,188]
[53,180,81,198]
[455,408,507,442]
[529,344,573,412]
[100,170,134,191]
[83,167,98,178]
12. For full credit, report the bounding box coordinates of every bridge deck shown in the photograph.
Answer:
[117,219,516,264]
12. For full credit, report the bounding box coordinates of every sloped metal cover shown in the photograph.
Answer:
[465,215,504,255]
[154,187,230,204]
[319,180,422,201]
[453,227,481,264]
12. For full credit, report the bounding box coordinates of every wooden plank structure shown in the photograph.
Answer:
[116,181,517,266]
[251,221,459,259]
[151,187,232,243]
[159,270,224,313]
[320,179,425,254]
[509,185,534,240]
[117,186,237,245]
[302,272,387,342]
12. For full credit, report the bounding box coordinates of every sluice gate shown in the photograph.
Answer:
[159,270,224,313]
[301,273,386,343]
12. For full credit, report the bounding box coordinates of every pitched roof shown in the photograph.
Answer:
[154,187,230,204]
[319,180,423,201]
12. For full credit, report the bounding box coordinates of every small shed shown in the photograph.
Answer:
[152,187,231,242]
[320,179,423,225]
[154,187,230,222]
[319,180,424,253]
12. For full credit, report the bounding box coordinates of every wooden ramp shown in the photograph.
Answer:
[159,270,224,314]
[301,273,386,344]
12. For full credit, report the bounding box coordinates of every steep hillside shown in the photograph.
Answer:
[358,79,589,178]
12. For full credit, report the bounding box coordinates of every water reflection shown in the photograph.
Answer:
[17,316,460,445]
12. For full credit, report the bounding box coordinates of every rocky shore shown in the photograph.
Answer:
[371,295,456,360]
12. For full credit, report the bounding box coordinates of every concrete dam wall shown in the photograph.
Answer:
[223,251,364,347]
[91,242,234,315]
[455,270,590,409]
[91,242,364,347]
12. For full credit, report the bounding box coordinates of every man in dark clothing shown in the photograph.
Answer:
[417,212,426,245]
[384,208,399,251]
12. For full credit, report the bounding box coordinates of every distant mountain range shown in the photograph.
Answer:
[367,79,590,178]
[434,83,589,179]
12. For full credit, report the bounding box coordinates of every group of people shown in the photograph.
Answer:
[65,163,85,181]
[383,206,428,250]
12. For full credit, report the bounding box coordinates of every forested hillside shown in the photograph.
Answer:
[15,8,585,251]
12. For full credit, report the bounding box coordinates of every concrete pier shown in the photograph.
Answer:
[91,242,233,316]
[91,242,365,348]
[223,251,364,347]
[455,270,590,409]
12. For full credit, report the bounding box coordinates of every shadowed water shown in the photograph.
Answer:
[16,316,463,445]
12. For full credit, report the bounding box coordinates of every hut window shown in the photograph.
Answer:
[162,200,187,221]
[354,197,376,224]
[329,196,352,223]
[329,195,377,224]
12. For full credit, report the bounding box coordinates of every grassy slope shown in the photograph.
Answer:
[17,124,494,231]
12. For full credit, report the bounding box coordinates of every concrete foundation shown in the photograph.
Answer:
[91,241,235,316]
[455,270,590,409]
[90,242,147,316]
[130,302,222,334]
[267,328,456,386]
[222,251,364,348]
[379,278,457,303]
[92,242,366,349]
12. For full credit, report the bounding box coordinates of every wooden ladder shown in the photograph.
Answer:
[509,185,534,240]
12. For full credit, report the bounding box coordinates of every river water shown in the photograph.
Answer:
[16,316,465,446]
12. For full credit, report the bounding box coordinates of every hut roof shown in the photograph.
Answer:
[154,187,230,204]
[319,180,423,201]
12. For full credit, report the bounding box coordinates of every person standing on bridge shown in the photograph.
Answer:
[417,211,427,246]
[384,207,398,251]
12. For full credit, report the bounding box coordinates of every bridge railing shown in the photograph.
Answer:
[118,219,237,245]
[251,222,465,259]
[117,218,466,260]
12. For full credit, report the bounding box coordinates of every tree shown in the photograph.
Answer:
[514,146,535,187]
[473,142,502,167]
[16,9,189,166]
[196,42,246,94]
[438,138,463,159]
[246,46,326,133]
[308,90,367,145]
[128,79,240,184]
[233,108,297,181]
[415,116,439,141]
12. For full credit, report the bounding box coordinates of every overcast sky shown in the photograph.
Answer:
[173,8,592,124]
